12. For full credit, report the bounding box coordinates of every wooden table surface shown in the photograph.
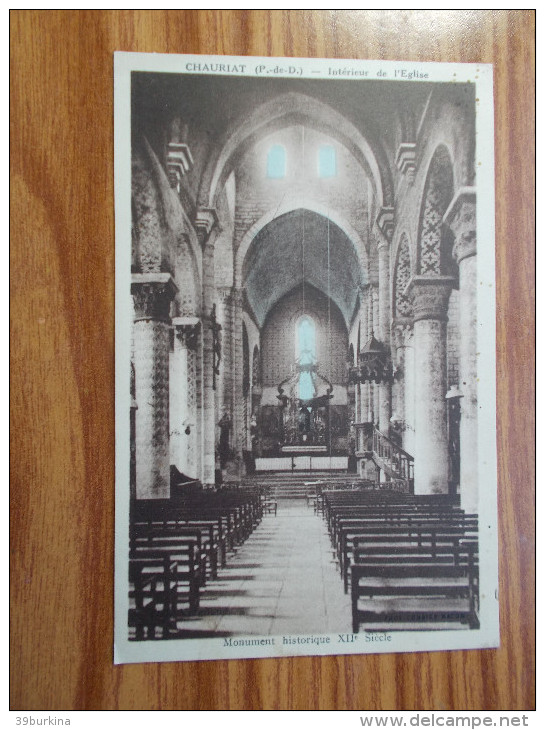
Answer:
[10,10,535,711]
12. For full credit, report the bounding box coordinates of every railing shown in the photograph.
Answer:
[372,427,414,487]
[352,423,414,493]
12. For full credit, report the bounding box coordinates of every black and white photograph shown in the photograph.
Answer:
[114,53,498,664]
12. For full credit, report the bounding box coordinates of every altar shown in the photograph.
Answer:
[255,455,349,472]
[280,445,327,453]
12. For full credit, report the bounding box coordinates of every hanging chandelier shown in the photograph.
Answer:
[349,332,393,384]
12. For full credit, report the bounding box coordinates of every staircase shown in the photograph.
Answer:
[242,425,415,497]
[371,428,414,492]
[241,472,361,499]
[354,423,414,493]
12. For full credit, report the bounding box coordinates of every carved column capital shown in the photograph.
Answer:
[167,142,194,191]
[172,316,200,350]
[195,207,219,247]
[406,276,455,322]
[395,142,417,183]
[131,273,178,322]
[444,187,477,263]
[375,207,395,241]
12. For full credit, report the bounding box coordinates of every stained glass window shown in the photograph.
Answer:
[297,317,316,400]
[318,145,336,178]
[267,144,286,178]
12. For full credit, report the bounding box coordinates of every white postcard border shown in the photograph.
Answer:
[114,52,498,665]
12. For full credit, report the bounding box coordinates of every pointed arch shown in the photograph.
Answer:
[417,145,455,276]
[240,206,365,329]
[132,136,202,315]
[199,92,393,212]
[235,198,368,287]
[131,143,166,274]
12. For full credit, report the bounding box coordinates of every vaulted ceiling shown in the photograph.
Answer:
[242,209,364,327]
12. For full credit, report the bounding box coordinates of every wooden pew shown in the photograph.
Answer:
[128,540,201,640]
[132,488,262,564]
[128,555,177,640]
[128,487,264,639]
[338,517,478,589]
[351,564,480,633]
[335,510,476,548]
[130,524,209,584]
[132,504,226,571]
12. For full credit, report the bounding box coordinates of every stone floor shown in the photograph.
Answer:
[177,500,352,637]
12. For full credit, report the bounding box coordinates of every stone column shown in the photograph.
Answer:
[392,319,415,456]
[391,318,408,423]
[231,288,245,477]
[196,208,219,488]
[132,273,177,499]
[445,189,477,513]
[192,329,202,482]
[217,286,234,423]
[170,318,199,476]
[369,283,380,423]
[358,285,369,422]
[403,326,416,458]
[408,276,455,494]
[376,235,391,433]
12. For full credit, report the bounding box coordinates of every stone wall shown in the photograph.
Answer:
[234,125,369,252]
[261,285,348,389]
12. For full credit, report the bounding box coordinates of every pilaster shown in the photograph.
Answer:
[358,285,370,422]
[170,317,200,477]
[375,235,391,345]
[392,318,415,456]
[198,210,220,487]
[445,188,478,512]
[231,288,245,475]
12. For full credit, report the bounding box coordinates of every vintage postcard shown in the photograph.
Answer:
[114,52,498,664]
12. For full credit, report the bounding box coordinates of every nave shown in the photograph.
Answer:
[127,73,482,644]
[128,477,479,641]
[176,499,351,638]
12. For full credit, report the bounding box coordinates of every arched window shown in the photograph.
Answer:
[267,144,286,179]
[296,317,316,400]
[318,145,336,178]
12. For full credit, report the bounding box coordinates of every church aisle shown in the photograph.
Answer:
[179,500,352,637]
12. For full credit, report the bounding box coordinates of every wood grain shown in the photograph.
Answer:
[10,9,535,711]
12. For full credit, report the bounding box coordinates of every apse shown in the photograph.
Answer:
[242,209,364,328]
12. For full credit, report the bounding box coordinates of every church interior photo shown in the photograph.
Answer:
[125,70,481,643]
